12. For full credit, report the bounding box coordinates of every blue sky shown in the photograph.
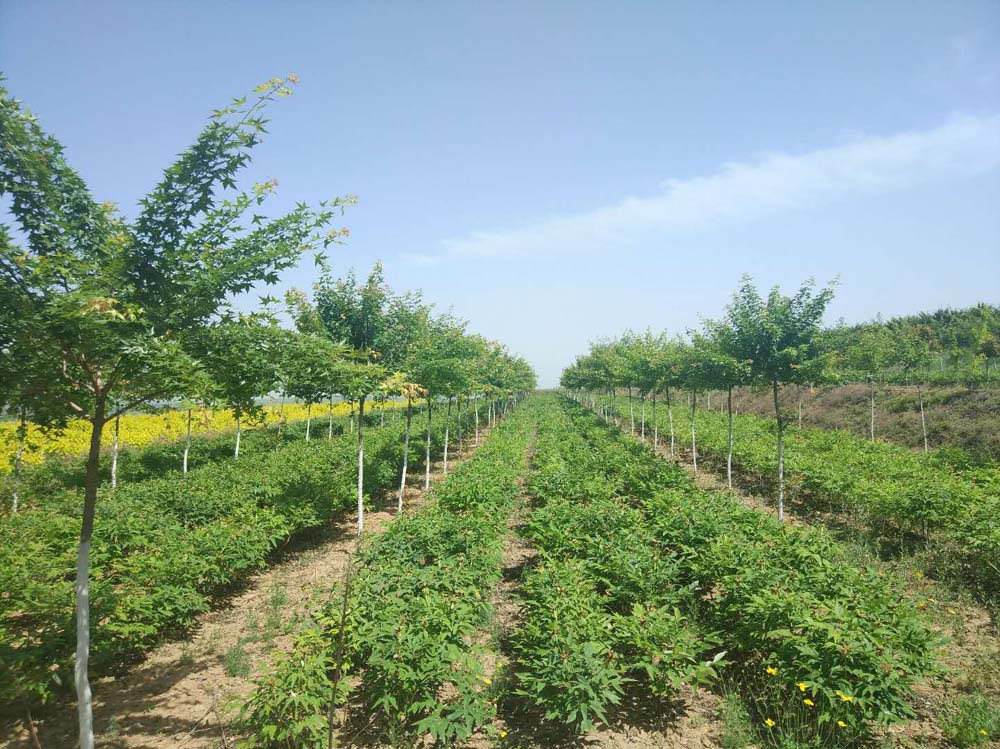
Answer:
[2,2,998,386]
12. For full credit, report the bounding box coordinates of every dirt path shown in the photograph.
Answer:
[2,431,488,749]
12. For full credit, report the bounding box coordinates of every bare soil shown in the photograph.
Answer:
[1,432,487,749]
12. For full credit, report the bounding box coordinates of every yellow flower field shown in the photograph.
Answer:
[0,400,401,472]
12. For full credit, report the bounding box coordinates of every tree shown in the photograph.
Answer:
[0,76,349,748]
[281,332,347,442]
[895,331,933,452]
[192,317,284,456]
[717,276,835,521]
[846,324,895,442]
[700,324,751,489]
[314,263,392,536]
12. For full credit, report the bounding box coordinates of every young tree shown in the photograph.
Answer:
[314,263,392,535]
[281,332,347,441]
[0,77,349,747]
[846,324,895,442]
[700,324,751,489]
[192,317,284,456]
[717,276,835,521]
[396,381,427,512]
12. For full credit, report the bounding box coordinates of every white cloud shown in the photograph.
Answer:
[435,114,1000,260]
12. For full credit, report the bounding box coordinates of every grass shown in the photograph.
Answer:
[223,642,251,678]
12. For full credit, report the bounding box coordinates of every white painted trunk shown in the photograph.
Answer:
[727,387,734,490]
[443,398,451,475]
[474,396,480,446]
[870,379,876,442]
[919,385,929,453]
[234,412,242,458]
[640,397,646,440]
[667,390,675,458]
[356,397,365,537]
[398,397,412,513]
[689,391,698,473]
[305,402,312,442]
[773,380,785,522]
[110,414,120,489]
[76,406,105,749]
[425,396,432,490]
[182,408,192,474]
[652,393,658,449]
[12,413,25,513]
[328,398,334,440]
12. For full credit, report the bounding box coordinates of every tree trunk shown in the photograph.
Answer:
[328,397,334,440]
[797,385,802,429]
[870,378,876,442]
[306,402,312,442]
[474,396,480,446]
[918,384,929,453]
[398,397,412,513]
[628,387,635,434]
[727,386,734,490]
[356,396,365,537]
[443,398,451,475]
[77,397,107,749]
[234,411,242,458]
[12,410,26,513]
[425,395,432,490]
[277,395,285,437]
[380,398,385,428]
[183,407,192,474]
[667,388,675,458]
[640,396,646,440]
[772,379,785,522]
[349,402,354,433]
[110,414,120,489]
[689,389,698,472]
[652,392,658,449]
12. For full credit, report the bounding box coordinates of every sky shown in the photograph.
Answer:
[2,1,999,387]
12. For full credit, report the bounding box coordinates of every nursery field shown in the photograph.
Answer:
[226,394,998,749]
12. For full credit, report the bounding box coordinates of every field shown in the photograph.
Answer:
[2,48,998,749]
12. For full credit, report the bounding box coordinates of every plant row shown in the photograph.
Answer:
[630,397,1000,606]
[509,397,719,733]
[0,404,468,714]
[542,395,938,746]
[239,401,533,747]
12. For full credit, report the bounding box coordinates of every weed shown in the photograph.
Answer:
[223,642,251,678]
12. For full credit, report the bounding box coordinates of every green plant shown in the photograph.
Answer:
[223,642,251,678]
[718,692,754,749]
[940,694,1000,748]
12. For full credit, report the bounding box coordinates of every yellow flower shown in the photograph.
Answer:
[803,699,815,707]
[796,681,807,692]
[835,690,855,703]
[482,677,492,686]
[838,721,848,728]
[766,666,778,676]
[929,597,937,604]
[764,718,776,727]
[980,729,988,737]
[500,730,508,738]
[948,609,957,615]
[914,571,923,579]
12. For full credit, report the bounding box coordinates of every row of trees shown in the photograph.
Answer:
[0,77,533,749]
[562,279,993,523]
[562,277,836,522]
